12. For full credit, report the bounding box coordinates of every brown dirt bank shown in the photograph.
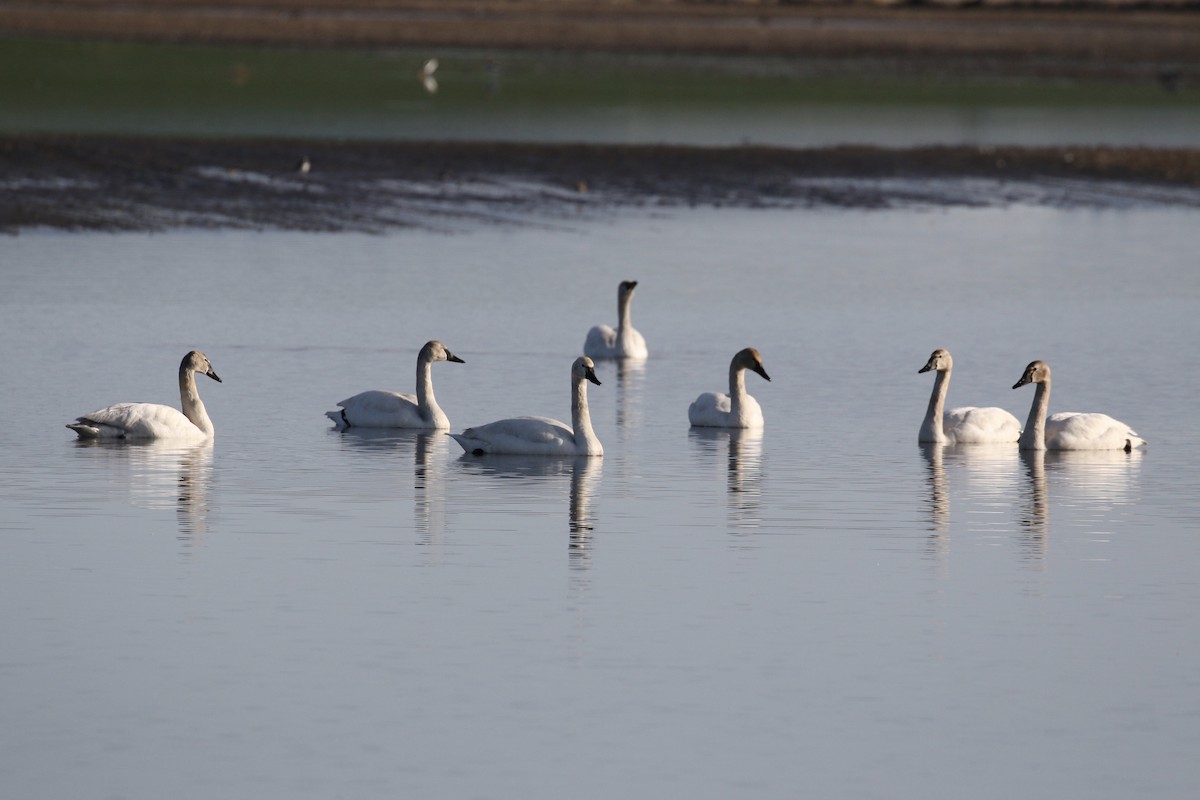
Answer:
[2,2,1199,77]
[3,135,1199,233]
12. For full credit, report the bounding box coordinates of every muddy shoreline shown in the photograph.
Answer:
[4,135,1198,233]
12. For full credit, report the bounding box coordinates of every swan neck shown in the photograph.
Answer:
[617,291,633,332]
[572,375,602,455]
[416,356,444,423]
[922,369,950,442]
[178,365,214,436]
[729,363,747,416]
[1020,378,1050,450]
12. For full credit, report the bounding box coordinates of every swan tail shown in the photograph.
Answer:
[67,420,123,439]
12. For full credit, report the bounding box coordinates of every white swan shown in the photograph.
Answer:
[584,280,648,359]
[67,351,222,440]
[450,356,604,456]
[918,348,1021,444]
[1013,360,1147,451]
[688,347,770,429]
[327,340,464,430]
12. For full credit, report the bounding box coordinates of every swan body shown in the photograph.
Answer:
[689,347,771,429]
[584,280,648,360]
[451,357,604,456]
[328,340,464,429]
[918,348,1020,444]
[68,351,222,440]
[1013,360,1147,451]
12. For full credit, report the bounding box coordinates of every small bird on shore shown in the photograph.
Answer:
[419,58,439,94]
[296,156,311,175]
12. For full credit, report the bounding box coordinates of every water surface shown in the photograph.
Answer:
[2,205,1199,798]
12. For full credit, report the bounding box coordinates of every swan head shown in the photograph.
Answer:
[183,350,221,383]
[619,280,638,299]
[734,347,771,382]
[1013,360,1050,390]
[919,348,952,374]
[421,340,465,365]
[574,356,602,386]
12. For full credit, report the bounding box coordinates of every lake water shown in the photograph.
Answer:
[3,205,1200,798]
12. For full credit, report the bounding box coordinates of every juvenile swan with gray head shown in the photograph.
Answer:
[688,347,771,429]
[67,350,222,440]
[450,356,604,456]
[1013,360,1146,451]
[327,340,464,429]
[584,280,648,360]
[918,348,1020,444]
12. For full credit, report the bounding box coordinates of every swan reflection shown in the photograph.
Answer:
[688,426,765,532]
[918,443,1020,570]
[332,428,449,542]
[73,439,214,541]
[454,455,601,568]
[613,356,647,432]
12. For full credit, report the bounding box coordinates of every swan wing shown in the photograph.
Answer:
[1046,412,1145,450]
[329,390,427,428]
[944,406,1021,444]
[451,416,578,455]
[584,324,619,358]
[69,402,203,439]
[688,392,732,427]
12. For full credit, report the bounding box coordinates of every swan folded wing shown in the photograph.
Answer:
[944,406,1021,443]
[584,324,619,357]
[70,402,201,439]
[452,416,576,455]
[688,392,732,425]
[1046,412,1145,450]
[332,390,423,428]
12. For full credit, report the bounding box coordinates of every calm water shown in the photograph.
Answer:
[3,206,1200,798]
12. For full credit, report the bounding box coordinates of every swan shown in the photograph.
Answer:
[584,280,648,359]
[450,356,604,456]
[67,351,222,440]
[688,347,770,429]
[1012,360,1147,451]
[327,340,464,430]
[918,348,1021,444]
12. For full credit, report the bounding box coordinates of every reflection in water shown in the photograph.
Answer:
[688,427,765,532]
[455,455,600,569]
[332,429,449,543]
[918,443,1021,571]
[612,357,647,433]
[73,440,214,543]
[1019,449,1049,566]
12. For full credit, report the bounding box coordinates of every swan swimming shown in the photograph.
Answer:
[1013,360,1147,451]
[688,347,770,429]
[67,350,222,440]
[918,348,1021,444]
[584,280,648,360]
[327,340,464,430]
[450,356,604,456]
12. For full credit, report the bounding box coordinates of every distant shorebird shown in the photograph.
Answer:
[296,156,311,175]
[419,58,439,94]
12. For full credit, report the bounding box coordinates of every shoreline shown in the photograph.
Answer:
[1,3,1198,79]
[4,135,1199,233]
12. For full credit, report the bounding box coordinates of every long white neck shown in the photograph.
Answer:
[728,363,750,424]
[616,292,634,343]
[571,376,603,456]
[921,369,951,443]
[1020,379,1050,450]
[416,357,448,427]
[178,365,215,437]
